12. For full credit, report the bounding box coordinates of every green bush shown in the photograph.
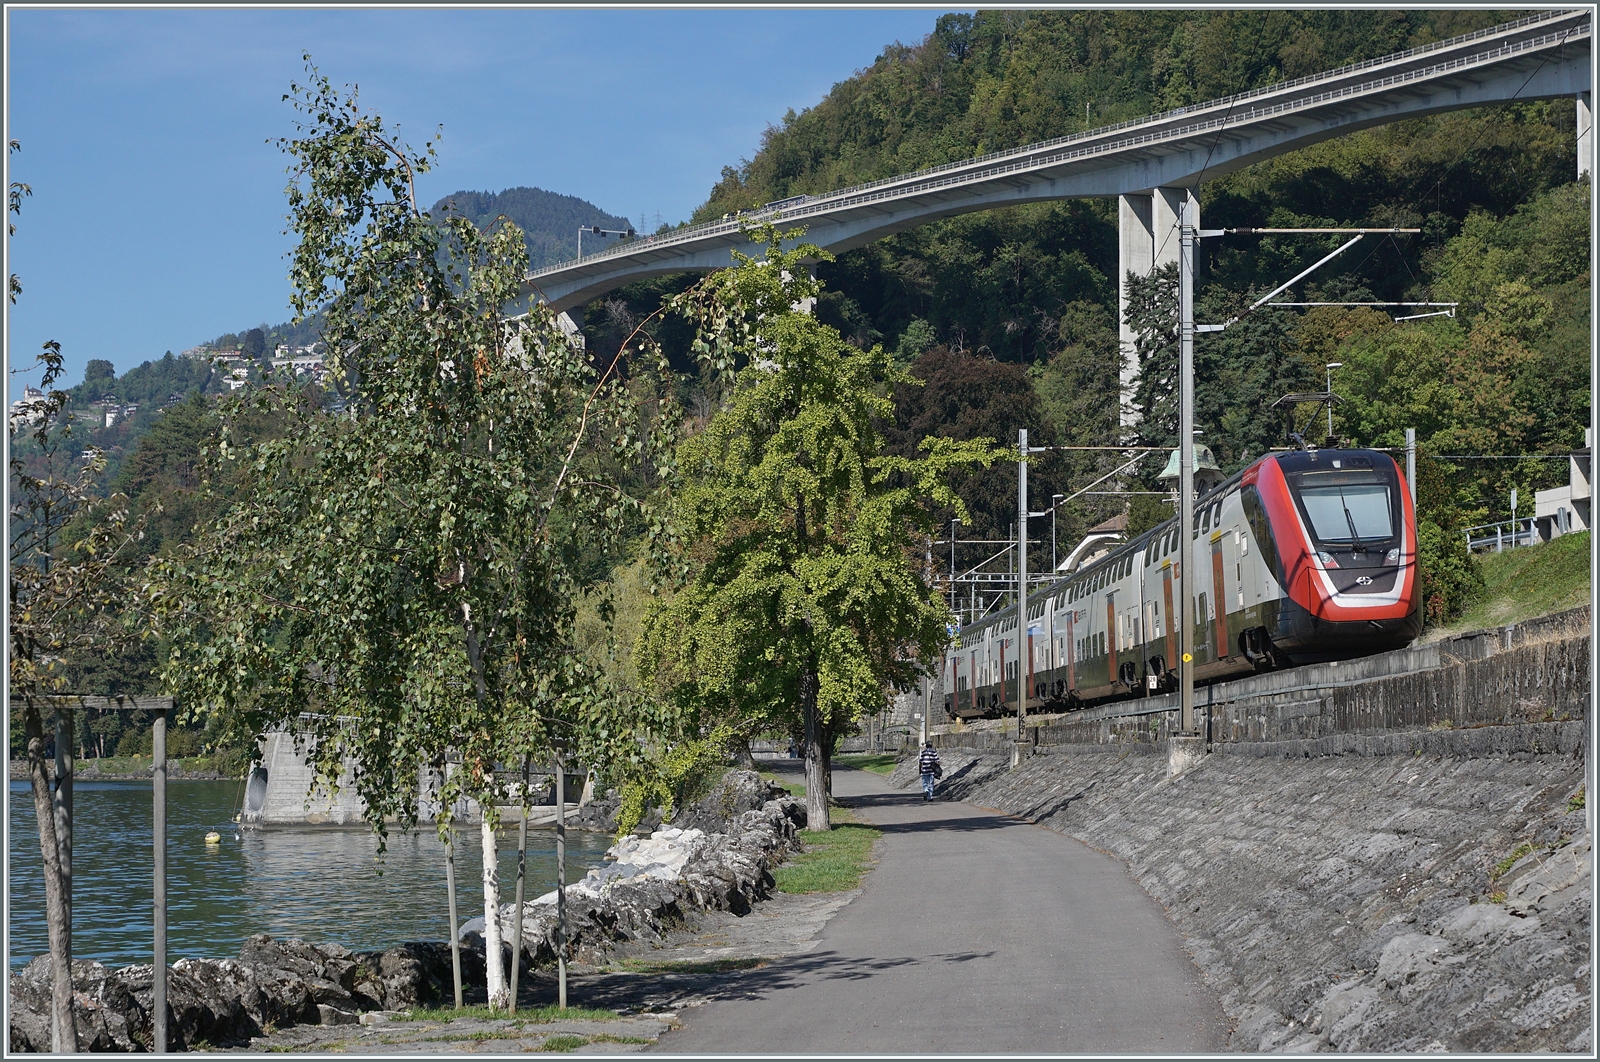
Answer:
[615,722,736,836]
[1417,516,1484,627]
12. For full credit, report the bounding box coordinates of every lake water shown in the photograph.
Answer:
[7,780,613,971]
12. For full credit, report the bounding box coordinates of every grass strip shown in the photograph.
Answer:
[537,1033,590,1052]
[833,753,899,775]
[760,771,804,797]
[773,808,881,894]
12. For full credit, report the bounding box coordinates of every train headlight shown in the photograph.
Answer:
[1385,548,1399,562]
[1317,551,1339,568]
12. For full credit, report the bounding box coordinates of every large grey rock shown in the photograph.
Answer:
[672,769,785,835]
[464,792,806,970]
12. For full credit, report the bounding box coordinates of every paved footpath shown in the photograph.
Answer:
[655,763,1230,1055]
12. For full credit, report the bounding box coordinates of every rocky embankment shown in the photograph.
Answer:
[898,723,1589,1053]
[8,771,804,1052]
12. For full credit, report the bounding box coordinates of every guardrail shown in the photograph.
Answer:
[530,10,1589,281]
[1465,517,1540,553]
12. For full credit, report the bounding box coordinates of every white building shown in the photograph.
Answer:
[1534,429,1590,541]
[8,386,46,431]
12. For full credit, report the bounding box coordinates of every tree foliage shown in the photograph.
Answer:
[638,230,1000,829]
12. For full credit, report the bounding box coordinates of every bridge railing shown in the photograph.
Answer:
[530,9,1588,279]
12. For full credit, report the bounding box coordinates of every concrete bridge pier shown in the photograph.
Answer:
[1578,91,1592,179]
[1118,187,1198,428]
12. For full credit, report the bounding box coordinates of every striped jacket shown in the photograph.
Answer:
[918,747,941,774]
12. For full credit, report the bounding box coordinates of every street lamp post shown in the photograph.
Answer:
[1325,362,1344,439]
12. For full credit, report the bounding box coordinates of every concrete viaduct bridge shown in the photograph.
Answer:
[529,8,1592,390]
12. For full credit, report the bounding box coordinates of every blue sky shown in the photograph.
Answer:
[6,6,955,398]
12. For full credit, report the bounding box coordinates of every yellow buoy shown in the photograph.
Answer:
[204,831,222,845]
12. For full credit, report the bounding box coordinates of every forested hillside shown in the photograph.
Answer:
[430,186,634,270]
[579,7,1589,625]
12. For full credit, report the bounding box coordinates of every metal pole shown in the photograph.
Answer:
[509,756,528,1013]
[153,708,167,1054]
[555,756,567,1011]
[1178,200,1197,735]
[1405,427,1417,507]
[950,518,958,614]
[445,830,463,1009]
[1326,365,1335,439]
[1017,429,1028,737]
[1051,495,1064,574]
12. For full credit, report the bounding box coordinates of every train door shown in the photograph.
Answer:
[969,649,978,713]
[1027,623,1038,702]
[1065,608,1077,693]
[1105,591,1117,684]
[1161,562,1176,671]
[1211,533,1229,658]
[998,633,1006,708]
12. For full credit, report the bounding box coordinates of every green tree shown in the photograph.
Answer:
[1124,261,1180,447]
[83,359,116,385]
[155,65,679,1010]
[639,231,999,830]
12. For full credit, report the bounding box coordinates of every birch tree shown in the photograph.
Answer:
[155,65,678,1009]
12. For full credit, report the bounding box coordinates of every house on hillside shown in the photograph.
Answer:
[8,386,46,431]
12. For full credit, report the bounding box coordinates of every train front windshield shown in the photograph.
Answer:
[1297,482,1394,545]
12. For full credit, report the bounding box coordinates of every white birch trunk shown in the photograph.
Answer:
[480,817,509,1009]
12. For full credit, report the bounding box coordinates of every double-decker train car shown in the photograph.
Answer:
[944,447,1421,719]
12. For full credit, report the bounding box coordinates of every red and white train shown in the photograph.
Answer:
[944,447,1422,719]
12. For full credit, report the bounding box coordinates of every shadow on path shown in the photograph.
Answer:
[515,948,997,1014]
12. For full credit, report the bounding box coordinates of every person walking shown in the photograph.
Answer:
[918,741,942,801]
